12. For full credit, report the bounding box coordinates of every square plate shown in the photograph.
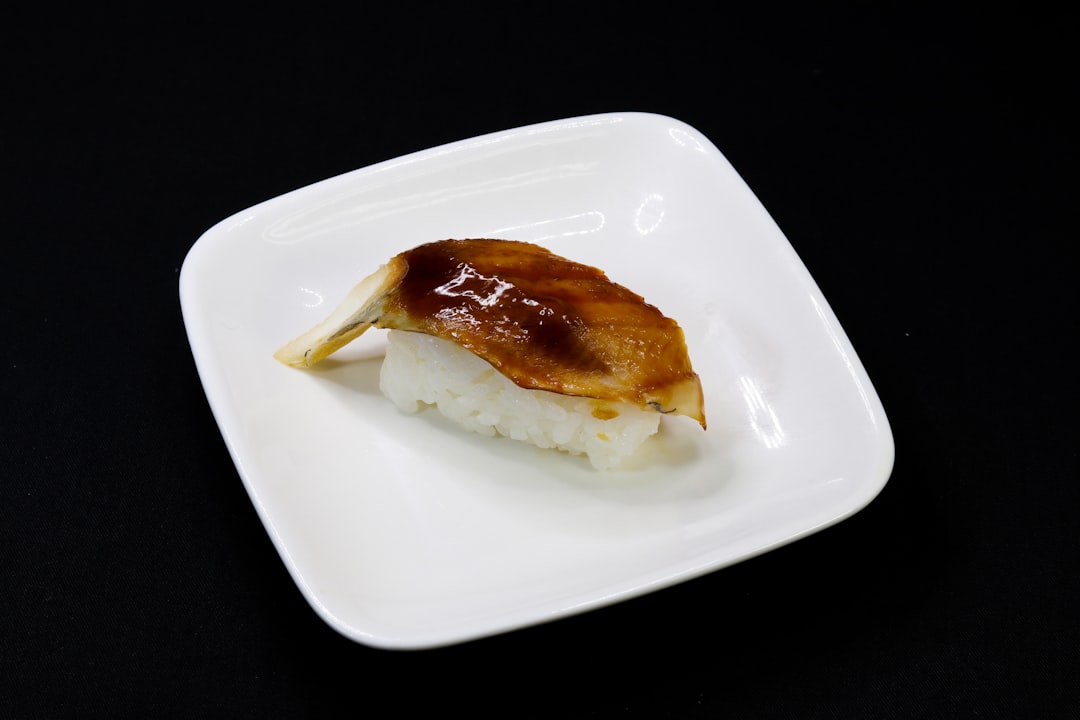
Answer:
[180,112,894,649]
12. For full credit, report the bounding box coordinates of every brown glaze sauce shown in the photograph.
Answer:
[378,239,699,407]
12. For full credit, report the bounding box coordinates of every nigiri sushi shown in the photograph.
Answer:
[275,239,704,468]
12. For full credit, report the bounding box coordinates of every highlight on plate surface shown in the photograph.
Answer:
[274,238,705,470]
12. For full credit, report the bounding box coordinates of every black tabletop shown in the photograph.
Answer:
[5,6,1076,718]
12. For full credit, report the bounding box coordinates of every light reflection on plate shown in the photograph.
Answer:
[180,112,893,649]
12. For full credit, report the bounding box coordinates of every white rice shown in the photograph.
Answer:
[379,330,661,470]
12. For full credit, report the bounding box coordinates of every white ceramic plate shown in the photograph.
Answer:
[180,112,894,649]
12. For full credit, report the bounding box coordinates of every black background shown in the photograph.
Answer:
[4,5,1076,718]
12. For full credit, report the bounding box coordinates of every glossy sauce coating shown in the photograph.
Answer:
[375,239,703,422]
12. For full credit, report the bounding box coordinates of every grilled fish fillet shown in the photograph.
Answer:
[274,239,705,427]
